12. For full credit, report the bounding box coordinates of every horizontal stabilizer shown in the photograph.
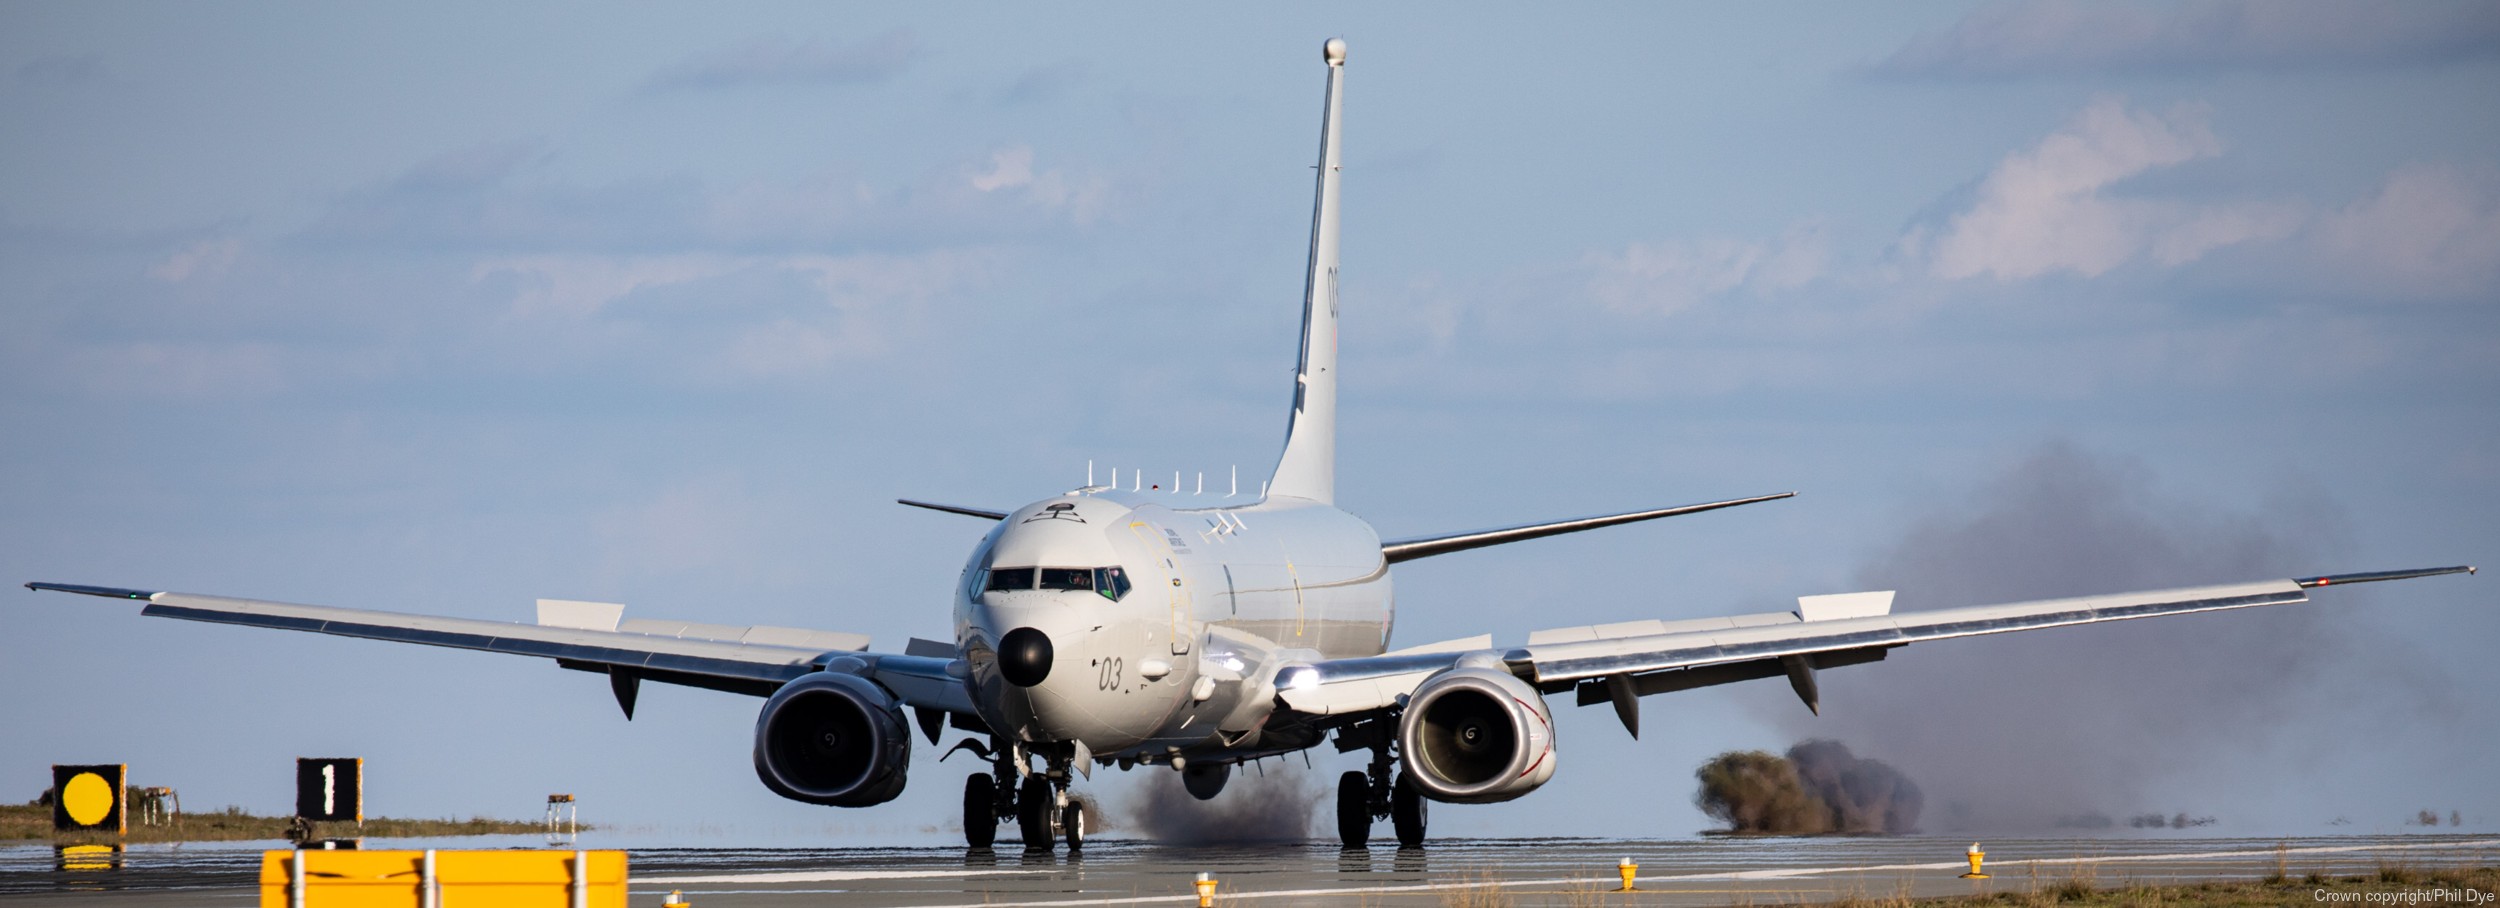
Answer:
[2297,565,2473,586]
[897,499,1009,521]
[24,582,156,600]
[1380,492,1792,563]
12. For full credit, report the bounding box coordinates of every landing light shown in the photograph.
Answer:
[1280,667,1320,691]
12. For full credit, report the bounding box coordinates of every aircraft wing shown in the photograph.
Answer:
[22,583,974,717]
[1274,566,2473,732]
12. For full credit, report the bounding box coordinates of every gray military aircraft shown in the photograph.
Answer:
[27,38,2475,851]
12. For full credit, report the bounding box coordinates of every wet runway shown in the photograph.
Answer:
[5,834,2495,906]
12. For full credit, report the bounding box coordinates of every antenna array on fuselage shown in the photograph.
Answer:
[1079,461,1246,500]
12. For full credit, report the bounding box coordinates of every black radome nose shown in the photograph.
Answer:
[997,627,1053,687]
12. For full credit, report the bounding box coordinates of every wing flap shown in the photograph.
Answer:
[1520,578,2307,684]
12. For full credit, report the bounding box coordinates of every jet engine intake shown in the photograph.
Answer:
[753,671,912,807]
[1395,663,1556,803]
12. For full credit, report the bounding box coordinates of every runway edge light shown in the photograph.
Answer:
[1962,842,1991,879]
[1195,871,1218,907]
[1618,856,1639,891]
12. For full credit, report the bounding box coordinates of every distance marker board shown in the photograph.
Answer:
[295,758,362,823]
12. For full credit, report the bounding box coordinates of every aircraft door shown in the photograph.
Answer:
[1127,521,1194,656]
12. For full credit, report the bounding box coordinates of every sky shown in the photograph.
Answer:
[2,2,2495,845]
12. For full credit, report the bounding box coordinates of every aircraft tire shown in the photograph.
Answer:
[1391,773,1427,849]
[962,774,997,849]
[1016,775,1052,849]
[1335,770,1371,849]
[1061,801,1084,851]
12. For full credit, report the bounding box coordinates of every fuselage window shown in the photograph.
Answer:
[984,567,1036,592]
[1039,568,1093,592]
[1096,566,1132,601]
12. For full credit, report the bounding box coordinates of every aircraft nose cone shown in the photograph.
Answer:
[997,626,1053,688]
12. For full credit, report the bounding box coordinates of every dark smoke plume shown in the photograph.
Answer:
[1763,442,2468,831]
[1116,763,1319,844]
[1788,739,1922,833]
[1696,740,1922,834]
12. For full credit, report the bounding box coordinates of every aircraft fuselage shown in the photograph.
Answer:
[954,491,1391,762]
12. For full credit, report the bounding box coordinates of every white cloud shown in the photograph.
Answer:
[2311,163,2500,297]
[1873,0,2500,78]
[475,253,746,317]
[2149,202,2305,267]
[472,248,1000,379]
[1923,98,2302,281]
[1584,222,1828,315]
[149,237,242,283]
[964,145,1108,223]
[970,147,1036,191]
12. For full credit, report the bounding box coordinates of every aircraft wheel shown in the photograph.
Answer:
[1016,775,1053,849]
[962,774,997,849]
[1391,773,1428,849]
[1061,800,1084,851]
[1335,770,1371,849]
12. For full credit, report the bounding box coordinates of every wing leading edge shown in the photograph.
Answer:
[23,583,974,715]
[1276,565,2474,726]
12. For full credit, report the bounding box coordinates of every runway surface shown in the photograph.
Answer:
[4,834,2494,906]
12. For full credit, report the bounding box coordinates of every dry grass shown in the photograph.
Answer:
[1919,862,2497,908]
[2,801,558,843]
[1827,879,1920,908]
[1435,867,1514,908]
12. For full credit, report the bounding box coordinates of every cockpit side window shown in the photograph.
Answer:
[984,567,1036,592]
[1038,568,1093,592]
[1095,566,1131,601]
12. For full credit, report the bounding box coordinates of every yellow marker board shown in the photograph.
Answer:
[258,850,627,908]
[51,764,126,835]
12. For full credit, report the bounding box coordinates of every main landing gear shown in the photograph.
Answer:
[1335,726,1427,849]
[960,738,1083,852]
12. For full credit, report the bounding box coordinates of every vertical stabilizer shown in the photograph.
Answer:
[1268,37,1347,504]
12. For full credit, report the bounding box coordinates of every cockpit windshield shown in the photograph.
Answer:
[1095,566,1131,601]
[984,566,1132,601]
[983,567,1035,592]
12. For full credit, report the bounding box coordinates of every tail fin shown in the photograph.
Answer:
[1268,37,1347,504]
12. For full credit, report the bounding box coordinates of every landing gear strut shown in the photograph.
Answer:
[1334,723,1427,849]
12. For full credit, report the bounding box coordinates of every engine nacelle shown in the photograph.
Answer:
[1396,662,1557,804]
[752,671,911,807]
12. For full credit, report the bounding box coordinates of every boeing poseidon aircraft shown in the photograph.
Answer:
[27,38,2475,851]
